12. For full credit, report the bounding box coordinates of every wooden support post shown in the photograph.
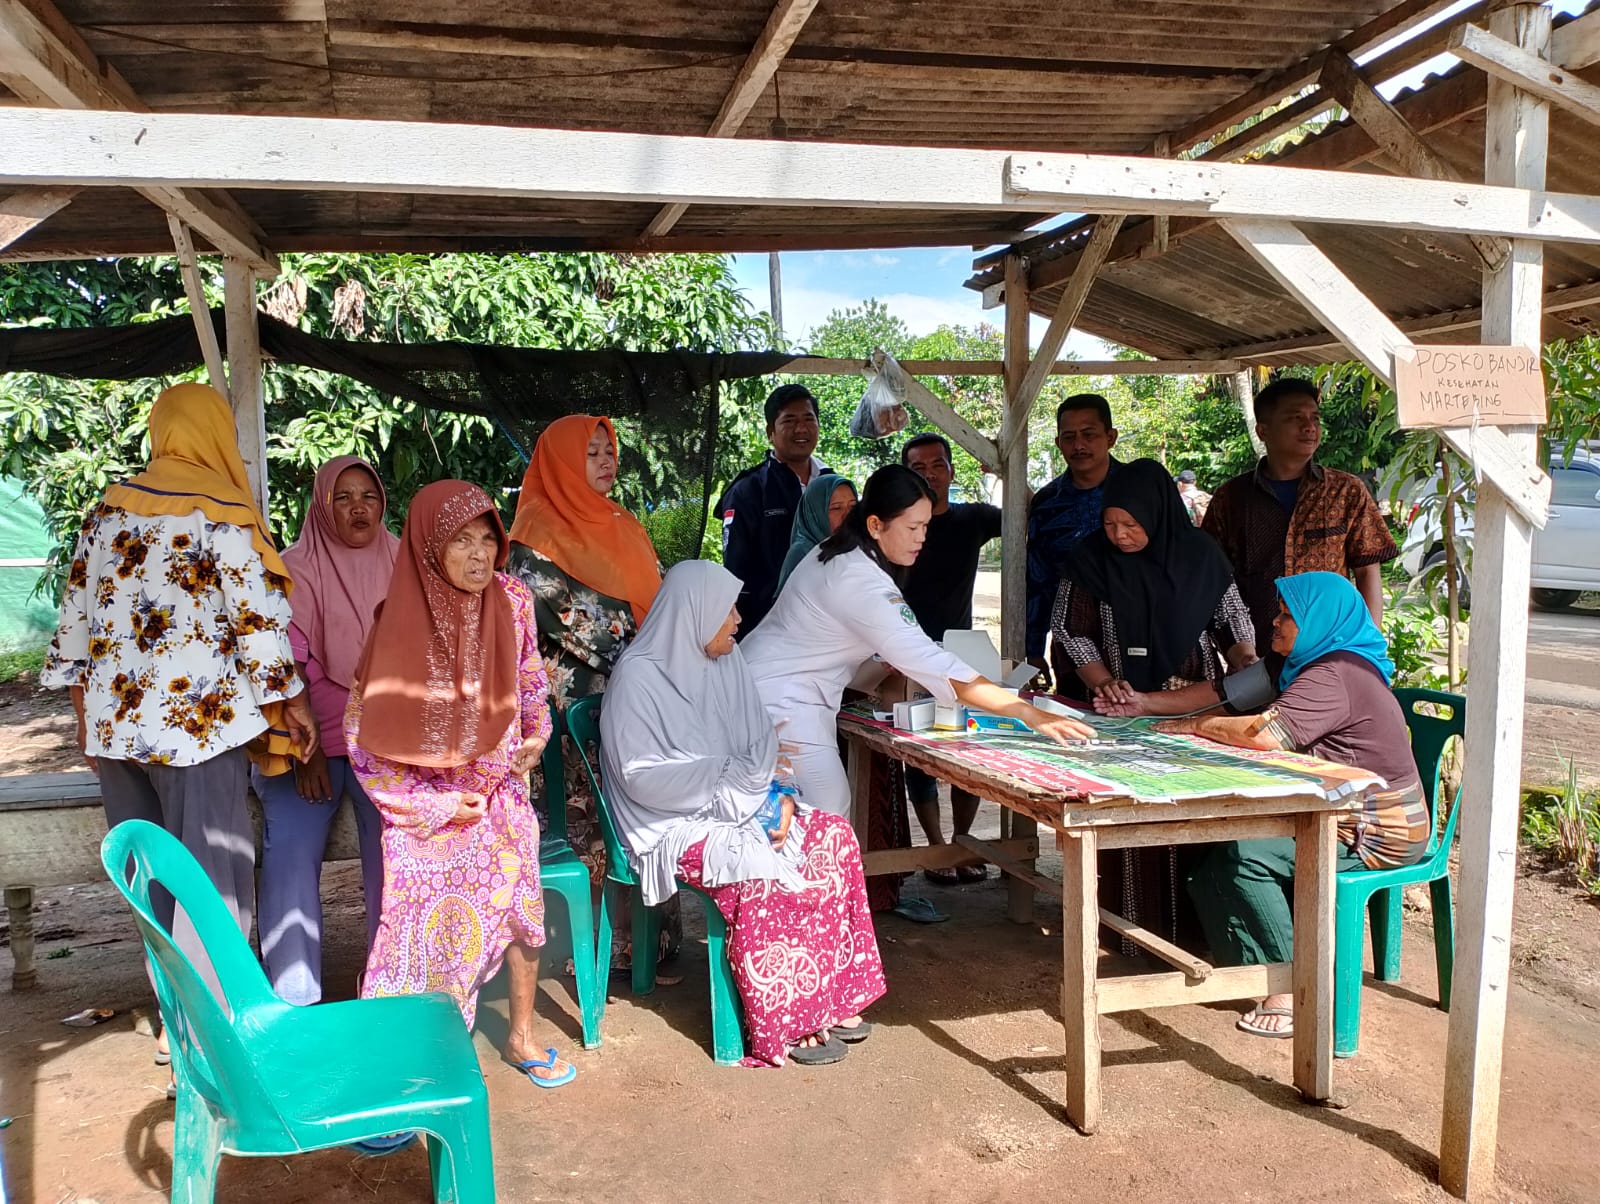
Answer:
[224,257,268,515]
[845,734,872,852]
[1291,810,1336,1102]
[6,884,36,989]
[1059,829,1101,1133]
[1319,50,1509,271]
[1003,215,1125,461]
[1000,255,1038,924]
[1440,5,1550,1196]
[168,215,228,396]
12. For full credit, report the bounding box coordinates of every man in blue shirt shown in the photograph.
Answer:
[715,383,830,636]
[1026,393,1121,697]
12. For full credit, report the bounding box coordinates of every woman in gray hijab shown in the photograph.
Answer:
[600,560,886,1066]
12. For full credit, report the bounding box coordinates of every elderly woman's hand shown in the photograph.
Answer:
[510,736,548,777]
[1093,689,1150,718]
[452,793,489,824]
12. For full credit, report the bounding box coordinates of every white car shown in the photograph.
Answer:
[1399,449,1600,611]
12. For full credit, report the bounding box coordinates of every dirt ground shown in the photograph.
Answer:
[3,818,1598,1204]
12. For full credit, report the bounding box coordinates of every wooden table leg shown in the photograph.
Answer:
[7,885,37,990]
[1059,828,1101,1133]
[845,736,872,850]
[1292,810,1336,1102]
[1006,814,1039,923]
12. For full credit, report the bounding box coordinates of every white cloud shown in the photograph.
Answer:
[870,254,902,267]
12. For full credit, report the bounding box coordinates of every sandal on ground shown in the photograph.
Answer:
[352,1133,419,1157]
[889,896,949,924]
[154,1049,171,1066]
[509,1047,577,1089]
[955,864,989,884]
[831,1018,874,1044]
[1236,1006,1294,1039]
[923,866,959,885]
[789,1036,849,1066]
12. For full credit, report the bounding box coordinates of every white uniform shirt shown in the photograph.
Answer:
[742,546,979,748]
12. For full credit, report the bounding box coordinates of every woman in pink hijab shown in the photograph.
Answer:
[253,456,400,1005]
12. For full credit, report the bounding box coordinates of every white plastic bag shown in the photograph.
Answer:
[849,354,910,439]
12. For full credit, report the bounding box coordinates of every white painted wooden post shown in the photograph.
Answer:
[1001,254,1038,923]
[223,257,269,515]
[1439,4,1549,1197]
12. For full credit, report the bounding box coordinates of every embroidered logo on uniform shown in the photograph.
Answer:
[899,605,918,626]
[721,509,734,549]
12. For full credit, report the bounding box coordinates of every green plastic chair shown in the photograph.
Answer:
[99,819,494,1204]
[534,707,604,1049]
[1333,687,1466,1059]
[564,694,745,1065]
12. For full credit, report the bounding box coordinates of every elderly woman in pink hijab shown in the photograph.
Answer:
[252,456,400,1006]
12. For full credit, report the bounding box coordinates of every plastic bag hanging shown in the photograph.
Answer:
[849,350,911,439]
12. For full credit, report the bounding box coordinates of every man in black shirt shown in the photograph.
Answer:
[715,384,830,637]
[902,432,1002,883]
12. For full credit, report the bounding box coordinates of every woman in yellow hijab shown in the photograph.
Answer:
[42,382,315,1076]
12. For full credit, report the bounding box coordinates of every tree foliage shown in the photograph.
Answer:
[1,252,776,597]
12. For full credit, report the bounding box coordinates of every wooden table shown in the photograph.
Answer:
[0,770,364,990]
[838,711,1363,1134]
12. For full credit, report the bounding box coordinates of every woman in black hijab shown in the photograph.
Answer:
[1050,458,1257,717]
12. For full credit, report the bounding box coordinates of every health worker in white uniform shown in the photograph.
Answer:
[742,465,1095,815]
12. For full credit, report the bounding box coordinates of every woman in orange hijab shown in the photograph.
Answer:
[507,414,671,970]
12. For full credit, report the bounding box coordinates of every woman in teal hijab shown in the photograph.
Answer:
[1277,571,1394,689]
[776,474,856,593]
[1158,570,1425,1041]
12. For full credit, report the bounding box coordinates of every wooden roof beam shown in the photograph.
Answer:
[0,185,76,251]
[1451,21,1600,131]
[1002,215,1124,460]
[10,107,1600,248]
[643,0,819,240]
[0,0,276,273]
[1223,216,1549,528]
[973,0,1493,281]
[1318,50,1510,271]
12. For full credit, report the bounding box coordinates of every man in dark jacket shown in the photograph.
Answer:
[716,383,830,636]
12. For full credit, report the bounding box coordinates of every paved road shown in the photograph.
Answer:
[1524,605,1600,707]
[973,571,1600,709]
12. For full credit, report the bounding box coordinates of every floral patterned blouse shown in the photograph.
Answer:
[41,503,301,766]
[507,543,643,710]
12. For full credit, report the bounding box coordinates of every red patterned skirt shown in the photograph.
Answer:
[678,811,887,1066]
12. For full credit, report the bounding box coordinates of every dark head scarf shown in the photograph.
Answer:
[1065,458,1234,692]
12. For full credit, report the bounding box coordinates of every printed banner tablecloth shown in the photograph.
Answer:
[840,705,1381,806]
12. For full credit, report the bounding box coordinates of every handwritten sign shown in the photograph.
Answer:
[1394,344,1546,429]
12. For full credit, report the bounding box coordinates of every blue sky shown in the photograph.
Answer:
[729,0,1590,357]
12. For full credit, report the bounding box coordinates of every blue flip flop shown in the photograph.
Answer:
[352,1132,418,1157]
[510,1047,577,1089]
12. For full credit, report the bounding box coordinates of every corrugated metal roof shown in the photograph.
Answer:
[964,5,1600,362]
